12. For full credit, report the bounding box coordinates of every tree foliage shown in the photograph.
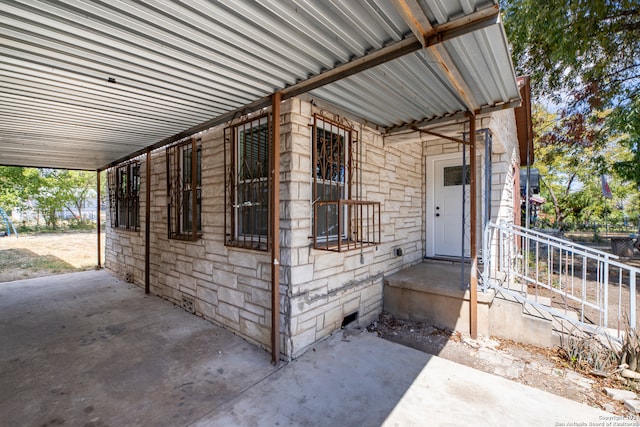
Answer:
[503,0,640,227]
[532,104,637,227]
[502,0,639,107]
[0,167,97,228]
[611,93,640,187]
[502,0,640,188]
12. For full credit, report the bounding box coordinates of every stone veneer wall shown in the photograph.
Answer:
[481,110,520,224]
[106,98,424,360]
[279,99,424,358]
[106,115,274,352]
[105,99,519,360]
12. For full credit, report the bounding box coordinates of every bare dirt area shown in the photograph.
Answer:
[368,311,640,418]
[0,231,105,282]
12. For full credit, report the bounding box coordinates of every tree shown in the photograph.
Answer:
[0,167,28,211]
[532,105,634,227]
[502,1,640,225]
[502,0,639,108]
[610,93,640,188]
[55,170,97,222]
[0,167,97,228]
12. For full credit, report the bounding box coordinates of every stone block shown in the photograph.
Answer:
[196,286,217,306]
[218,287,244,307]
[240,317,270,346]
[295,316,318,334]
[251,287,271,309]
[625,399,640,414]
[212,268,237,288]
[218,301,240,323]
[291,326,318,357]
[193,259,213,275]
[342,296,361,315]
[290,264,314,286]
[239,307,262,324]
[605,387,637,401]
[323,306,343,329]
[175,260,192,275]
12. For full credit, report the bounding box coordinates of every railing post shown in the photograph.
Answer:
[631,272,637,330]
[603,260,609,328]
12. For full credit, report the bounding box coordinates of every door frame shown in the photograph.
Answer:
[425,151,483,258]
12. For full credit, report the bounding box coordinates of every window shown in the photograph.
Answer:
[311,114,380,252]
[443,165,471,186]
[167,138,201,240]
[313,116,351,242]
[107,160,140,230]
[225,115,270,250]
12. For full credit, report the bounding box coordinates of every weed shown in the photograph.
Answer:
[558,333,618,374]
[620,314,640,373]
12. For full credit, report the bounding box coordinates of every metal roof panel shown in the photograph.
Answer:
[0,0,518,170]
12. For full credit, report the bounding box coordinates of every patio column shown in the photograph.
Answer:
[145,149,151,295]
[468,113,478,339]
[97,169,101,269]
[270,91,281,364]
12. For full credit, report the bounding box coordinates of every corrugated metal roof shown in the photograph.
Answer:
[0,0,520,170]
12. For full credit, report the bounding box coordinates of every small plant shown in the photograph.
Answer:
[619,314,640,373]
[558,332,618,374]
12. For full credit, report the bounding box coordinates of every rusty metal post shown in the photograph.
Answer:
[145,149,151,294]
[469,113,478,339]
[97,169,102,268]
[270,92,281,364]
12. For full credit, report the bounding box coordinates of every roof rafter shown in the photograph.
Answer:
[391,3,500,112]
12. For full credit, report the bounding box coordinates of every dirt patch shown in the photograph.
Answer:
[368,311,640,417]
[0,232,104,282]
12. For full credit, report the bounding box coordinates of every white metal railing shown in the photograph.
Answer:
[483,221,639,338]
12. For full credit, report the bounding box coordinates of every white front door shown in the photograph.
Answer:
[435,158,470,257]
[427,154,482,258]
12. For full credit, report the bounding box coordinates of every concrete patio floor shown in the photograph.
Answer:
[0,270,615,426]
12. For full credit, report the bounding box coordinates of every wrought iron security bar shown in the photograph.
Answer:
[313,200,380,252]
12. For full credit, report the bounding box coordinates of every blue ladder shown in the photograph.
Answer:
[0,207,18,237]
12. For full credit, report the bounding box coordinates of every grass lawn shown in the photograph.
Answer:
[0,231,105,282]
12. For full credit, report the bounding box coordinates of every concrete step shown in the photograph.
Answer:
[522,295,552,320]
[489,297,555,347]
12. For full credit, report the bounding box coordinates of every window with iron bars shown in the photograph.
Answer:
[312,115,380,251]
[107,160,140,231]
[224,115,270,250]
[167,137,201,241]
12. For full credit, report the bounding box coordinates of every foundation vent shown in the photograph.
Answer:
[181,296,195,314]
[125,272,134,283]
[341,311,358,329]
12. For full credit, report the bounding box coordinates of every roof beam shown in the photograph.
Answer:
[384,98,522,135]
[391,0,433,47]
[428,44,479,111]
[392,4,500,112]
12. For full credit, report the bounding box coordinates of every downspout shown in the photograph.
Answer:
[468,113,478,339]
[270,92,282,365]
[145,149,151,295]
[97,170,102,269]
[461,132,466,290]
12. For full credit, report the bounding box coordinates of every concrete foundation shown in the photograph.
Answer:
[384,261,493,336]
[384,261,559,347]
